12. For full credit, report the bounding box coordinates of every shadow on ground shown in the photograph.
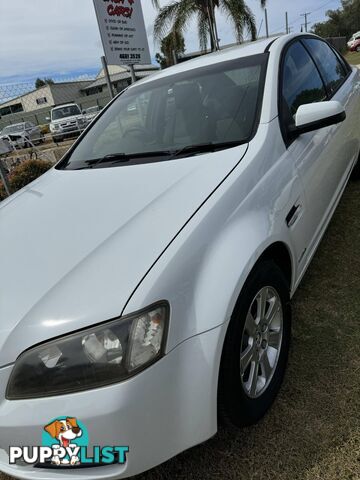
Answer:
[1,182,359,480]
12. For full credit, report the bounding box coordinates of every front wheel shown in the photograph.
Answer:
[218,260,291,427]
[352,150,360,179]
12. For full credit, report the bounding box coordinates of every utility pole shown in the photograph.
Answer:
[265,8,269,38]
[207,0,219,50]
[209,0,220,49]
[101,56,115,98]
[129,64,136,84]
[285,11,289,34]
[300,12,310,33]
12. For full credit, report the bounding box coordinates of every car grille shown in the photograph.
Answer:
[60,120,77,130]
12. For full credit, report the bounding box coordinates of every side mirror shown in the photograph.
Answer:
[290,101,346,136]
[82,110,86,115]
[45,116,50,122]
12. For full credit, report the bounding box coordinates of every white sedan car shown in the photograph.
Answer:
[0,34,359,479]
[0,122,43,148]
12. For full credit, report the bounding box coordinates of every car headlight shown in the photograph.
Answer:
[50,124,60,132]
[6,302,169,400]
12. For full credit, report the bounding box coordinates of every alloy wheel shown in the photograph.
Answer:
[240,286,283,398]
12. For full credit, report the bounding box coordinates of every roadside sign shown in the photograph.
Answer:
[93,0,151,66]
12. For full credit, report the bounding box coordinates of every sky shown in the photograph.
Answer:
[0,0,342,85]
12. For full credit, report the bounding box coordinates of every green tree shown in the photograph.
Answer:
[35,78,46,89]
[154,0,266,53]
[155,30,186,68]
[35,77,55,89]
[312,0,360,39]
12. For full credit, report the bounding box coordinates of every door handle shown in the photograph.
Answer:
[286,203,302,227]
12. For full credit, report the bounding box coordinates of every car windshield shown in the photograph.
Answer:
[52,105,81,120]
[59,54,267,170]
[2,124,25,134]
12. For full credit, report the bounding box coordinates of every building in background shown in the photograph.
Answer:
[0,64,159,129]
[0,81,93,117]
[83,64,158,96]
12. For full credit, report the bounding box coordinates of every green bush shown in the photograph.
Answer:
[0,159,53,201]
[0,181,6,202]
[40,124,50,135]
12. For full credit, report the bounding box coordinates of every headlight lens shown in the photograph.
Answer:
[6,302,168,399]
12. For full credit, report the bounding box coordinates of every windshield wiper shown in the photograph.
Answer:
[71,141,243,170]
[169,140,243,158]
[84,151,172,168]
[92,153,130,166]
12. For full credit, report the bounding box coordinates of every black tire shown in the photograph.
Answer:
[218,260,291,427]
[351,150,360,180]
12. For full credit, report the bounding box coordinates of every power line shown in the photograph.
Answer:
[269,0,341,35]
[311,0,339,15]
[300,12,311,32]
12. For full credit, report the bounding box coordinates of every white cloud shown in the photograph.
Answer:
[0,0,340,82]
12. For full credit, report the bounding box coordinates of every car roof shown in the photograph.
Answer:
[5,123,24,128]
[52,103,79,110]
[135,36,278,86]
[132,34,324,88]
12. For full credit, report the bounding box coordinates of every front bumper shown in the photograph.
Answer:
[51,129,81,140]
[0,325,225,479]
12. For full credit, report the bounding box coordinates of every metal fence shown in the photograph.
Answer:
[325,36,347,53]
[0,76,118,198]
[0,76,116,141]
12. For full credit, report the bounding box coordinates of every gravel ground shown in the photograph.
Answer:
[1,180,359,480]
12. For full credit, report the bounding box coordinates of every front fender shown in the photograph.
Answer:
[122,122,299,352]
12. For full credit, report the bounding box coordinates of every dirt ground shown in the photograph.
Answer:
[1,180,359,480]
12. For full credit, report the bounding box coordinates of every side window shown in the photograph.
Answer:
[302,39,347,96]
[281,41,327,128]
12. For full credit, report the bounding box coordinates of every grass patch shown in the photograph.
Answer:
[344,50,360,65]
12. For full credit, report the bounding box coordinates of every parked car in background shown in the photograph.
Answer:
[0,34,359,480]
[347,31,360,48]
[83,105,102,125]
[349,37,360,52]
[0,122,43,149]
[0,137,14,155]
[48,103,87,142]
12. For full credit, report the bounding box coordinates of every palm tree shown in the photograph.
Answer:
[153,0,266,52]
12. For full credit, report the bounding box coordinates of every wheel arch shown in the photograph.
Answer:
[255,241,293,291]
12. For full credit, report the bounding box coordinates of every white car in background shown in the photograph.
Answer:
[347,31,360,48]
[48,103,87,142]
[0,34,359,479]
[83,105,102,125]
[0,122,43,149]
[0,137,14,155]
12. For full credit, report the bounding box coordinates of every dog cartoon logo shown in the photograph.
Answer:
[43,417,84,465]
[9,416,129,467]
